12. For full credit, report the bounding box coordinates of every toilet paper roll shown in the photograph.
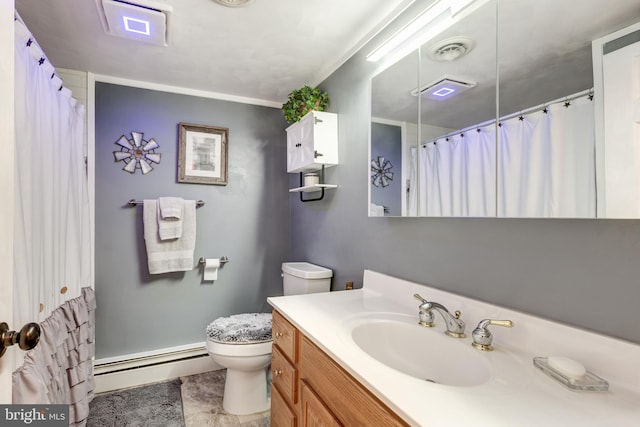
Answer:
[203,258,221,281]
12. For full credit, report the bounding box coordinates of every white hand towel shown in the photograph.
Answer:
[144,199,197,274]
[159,197,183,219]
[158,197,184,240]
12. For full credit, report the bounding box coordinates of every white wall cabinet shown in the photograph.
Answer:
[286,111,338,201]
[286,111,338,173]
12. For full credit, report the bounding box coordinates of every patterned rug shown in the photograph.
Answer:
[87,379,185,427]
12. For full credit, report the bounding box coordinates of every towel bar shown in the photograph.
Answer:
[127,199,205,207]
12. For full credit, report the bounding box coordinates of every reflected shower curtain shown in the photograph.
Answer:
[415,124,497,216]
[497,96,595,217]
[410,93,595,217]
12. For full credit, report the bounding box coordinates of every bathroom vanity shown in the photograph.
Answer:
[270,310,407,426]
[267,270,640,426]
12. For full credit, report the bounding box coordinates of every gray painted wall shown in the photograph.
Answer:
[290,49,640,346]
[95,83,289,358]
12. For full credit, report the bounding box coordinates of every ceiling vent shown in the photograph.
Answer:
[96,0,173,47]
[411,77,476,100]
[427,37,475,62]
[212,0,256,7]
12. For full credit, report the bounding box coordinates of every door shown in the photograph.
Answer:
[0,0,15,403]
[602,30,640,217]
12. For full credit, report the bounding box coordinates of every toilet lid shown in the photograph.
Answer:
[206,313,272,344]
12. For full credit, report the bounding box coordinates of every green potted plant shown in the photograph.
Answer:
[282,85,329,124]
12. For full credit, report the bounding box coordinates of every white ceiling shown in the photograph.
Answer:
[15,0,412,105]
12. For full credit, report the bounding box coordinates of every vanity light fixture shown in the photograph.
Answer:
[366,0,487,64]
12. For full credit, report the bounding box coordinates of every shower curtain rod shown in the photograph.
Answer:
[15,12,70,93]
[422,88,594,145]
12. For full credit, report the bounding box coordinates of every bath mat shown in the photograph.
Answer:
[87,379,185,427]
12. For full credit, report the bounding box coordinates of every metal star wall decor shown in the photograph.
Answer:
[371,156,394,187]
[113,131,161,175]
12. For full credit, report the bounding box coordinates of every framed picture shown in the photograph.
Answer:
[178,122,229,185]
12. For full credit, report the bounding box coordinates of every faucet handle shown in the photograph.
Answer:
[471,319,514,351]
[413,293,427,303]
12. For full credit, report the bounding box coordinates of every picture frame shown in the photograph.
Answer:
[178,122,229,185]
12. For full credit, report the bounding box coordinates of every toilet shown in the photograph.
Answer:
[206,262,332,415]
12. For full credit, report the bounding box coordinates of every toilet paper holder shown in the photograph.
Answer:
[199,256,229,267]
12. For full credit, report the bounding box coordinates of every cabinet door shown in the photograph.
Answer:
[301,381,342,427]
[287,113,316,173]
[300,336,408,426]
[271,385,297,427]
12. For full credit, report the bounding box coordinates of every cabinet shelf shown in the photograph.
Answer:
[289,184,338,193]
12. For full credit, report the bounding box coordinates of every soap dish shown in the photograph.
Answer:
[533,357,609,392]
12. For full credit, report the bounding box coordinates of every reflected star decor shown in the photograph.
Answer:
[113,131,161,174]
[371,156,394,187]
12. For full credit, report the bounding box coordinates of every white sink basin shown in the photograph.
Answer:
[348,314,492,386]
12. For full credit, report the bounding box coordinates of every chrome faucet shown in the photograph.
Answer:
[413,294,466,338]
[471,319,514,351]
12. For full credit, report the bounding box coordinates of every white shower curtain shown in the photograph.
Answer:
[497,95,595,217]
[13,18,92,331]
[410,92,595,218]
[415,124,497,216]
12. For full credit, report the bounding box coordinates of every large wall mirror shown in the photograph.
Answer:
[369,0,640,218]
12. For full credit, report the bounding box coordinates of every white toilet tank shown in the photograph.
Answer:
[282,262,333,295]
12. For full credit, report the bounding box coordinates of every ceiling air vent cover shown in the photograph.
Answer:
[427,37,475,62]
[212,0,256,7]
[411,76,476,100]
[97,0,173,47]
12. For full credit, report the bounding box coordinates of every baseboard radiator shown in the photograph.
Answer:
[93,343,220,393]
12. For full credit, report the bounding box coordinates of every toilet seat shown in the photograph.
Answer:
[206,312,272,343]
[206,313,273,357]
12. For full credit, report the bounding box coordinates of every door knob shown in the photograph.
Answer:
[0,322,41,358]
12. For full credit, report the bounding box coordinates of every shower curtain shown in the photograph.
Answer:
[12,16,94,426]
[13,17,91,333]
[497,95,595,217]
[417,124,497,216]
[411,91,595,217]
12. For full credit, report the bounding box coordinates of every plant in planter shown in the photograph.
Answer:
[282,85,329,124]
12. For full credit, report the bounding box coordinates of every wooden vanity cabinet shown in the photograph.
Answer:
[271,310,299,427]
[271,310,409,427]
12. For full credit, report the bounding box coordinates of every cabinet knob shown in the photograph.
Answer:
[272,369,283,376]
[274,331,283,339]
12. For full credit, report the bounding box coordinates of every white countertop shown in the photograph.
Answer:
[267,270,640,426]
